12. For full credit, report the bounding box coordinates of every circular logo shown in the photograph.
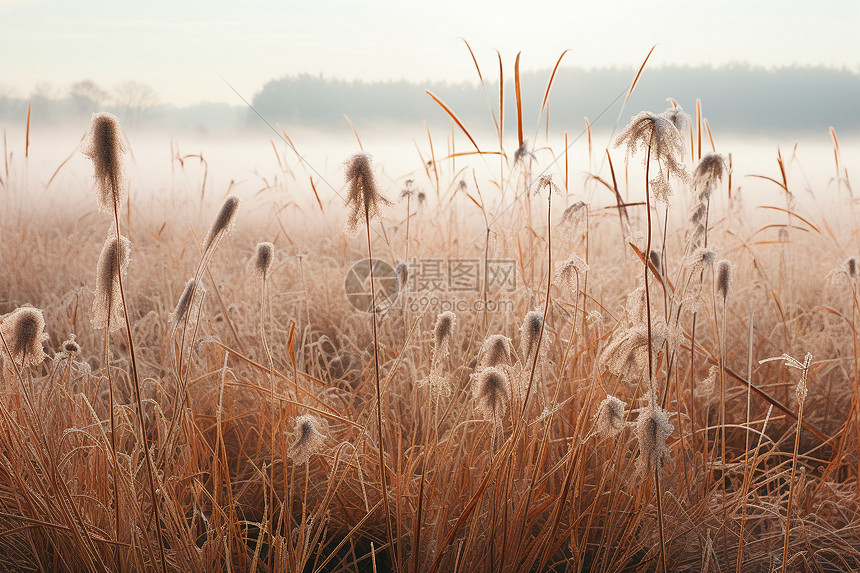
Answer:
[344,258,400,313]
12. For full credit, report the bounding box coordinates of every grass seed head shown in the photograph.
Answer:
[594,395,627,438]
[82,112,128,212]
[555,254,589,293]
[62,334,81,355]
[716,259,733,300]
[202,196,240,254]
[635,397,674,478]
[693,152,729,192]
[1,306,48,367]
[473,367,510,425]
[615,110,689,201]
[254,241,274,280]
[845,256,857,278]
[344,153,391,235]
[520,310,543,362]
[289,414,326,465]
[434,311,456,350]
[93,233,131,331]
[661,104,691,137]
[479,334,513,368]
[170,278,204,324]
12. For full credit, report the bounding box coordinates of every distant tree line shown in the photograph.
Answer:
[252,65,860,135]
[2,65,857,135]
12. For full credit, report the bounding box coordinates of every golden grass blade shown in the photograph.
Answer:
[534,49,570,136]
[497,50,504,149]
[756,206,821,234]
[623,44,656,107]
[309,177,324,212]
[696,98,702,160]
[425,90,482,153]
[705,118,716,152]
[344,115,363,151]
[25,102,30,158]
[515,51,524,148]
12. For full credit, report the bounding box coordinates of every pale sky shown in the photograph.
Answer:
[2,0,858,107]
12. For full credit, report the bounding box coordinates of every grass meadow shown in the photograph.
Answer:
[1,61,859,573]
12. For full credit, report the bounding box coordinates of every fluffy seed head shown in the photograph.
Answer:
[635,398,674,477]
[479,334,513,368]
[0,307,48,367]
[555,254,589,293]
[422,311,457,398]
[520,310,543,362]
[559,201,588,233]
[93,233,131,331]
[473,367,511,425]
[344,153,391,235]
[289,414,326,465]
[537,175,561,196]
[716,259,733,300]
[433,311,456,350]
[514,140,536,164]
[82,112,128,212]
[62,334,81,355]
[202,196,240,254]
[692,152,729,192]
[400,179,416,200]
[661,104,690,136]
[170,278,204,324]
[615,109,689,201]
[845,256,857,278]
[594,395,627,438]
[254,242,274,279]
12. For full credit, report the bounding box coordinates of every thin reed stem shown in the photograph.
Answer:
[111,201,167,573]
[365,205,396,572]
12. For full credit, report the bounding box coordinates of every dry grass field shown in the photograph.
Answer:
[1,76,859,573]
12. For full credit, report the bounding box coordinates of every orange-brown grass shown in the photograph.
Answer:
[1,113,860,573]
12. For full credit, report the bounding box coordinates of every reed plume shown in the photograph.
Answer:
[555,253,589,294]
[344,151,396,568]
[479,334,513,368]
[202,196,240,255]
[425,311,456,397]
[344,153,391,235]
[0,306,48,367]
[594,395,627,438]
[520,310,543,365]
[472,367,511,425]
[615,108,689,203]
[92,233,131,331]
[716,259,733,300]
[254,242,274,280]
[634,397,674,477]
[169,278,203,325]
[289,414,326,465]
[82,112,129,212]
[61,334,81,355]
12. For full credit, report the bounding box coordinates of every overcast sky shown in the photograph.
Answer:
[2,0,858,107]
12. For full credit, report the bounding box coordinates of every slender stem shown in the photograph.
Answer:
[112,201,167,573]
[521,187,552,419]
[104,316,121,549]
[365,206,396,572]
[644,144,667,573]
[261,277,276,570]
